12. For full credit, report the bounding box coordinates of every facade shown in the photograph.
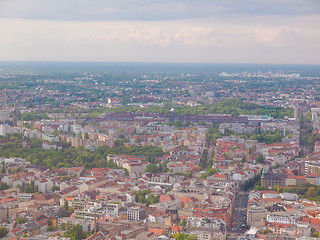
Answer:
[305,161,320,175]
[267,213,297,225]
[127,207,146,221]
[0,110,10,121]
[0,203,19,221]
[35,178,53,193]
[105,203,119,218]
[247,206,267,227]
[261,171,286,188]
[71,197,88,210]
[58,217,94,232]
[177,115,248,124]
[190,229,226,240]
[0,124,11,136]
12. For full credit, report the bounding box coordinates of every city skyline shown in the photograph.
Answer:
[0,0,319,64]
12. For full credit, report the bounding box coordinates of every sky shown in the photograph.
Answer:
[0,0,319,64]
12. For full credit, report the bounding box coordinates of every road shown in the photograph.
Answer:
[207,142,213,165]
[227,191,249,240]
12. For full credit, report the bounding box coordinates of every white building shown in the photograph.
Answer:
[35,178,53,193]
[0,110,10,121]
[70,124,82,135]
[0,124,11,136]
[105,203,119,218]
[127,207,146,221]
[267,213,298,225]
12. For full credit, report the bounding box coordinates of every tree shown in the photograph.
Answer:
[262,229,273,234]
[171,233,197,240]
[16,218,27,224]
[241,156,246,163]
[63,224,86,240]
[60,222,66,230]
[145,164,159,173]
[186,235,198,240]
[256,154,264,164]
[0,162,6,174]
[74,224,85,240]
[307,187,316,198]
[0,227,9,238]
[0,183,9,190]
[179,218,187,226]
[52,185,60,191]
[64,200,69,211]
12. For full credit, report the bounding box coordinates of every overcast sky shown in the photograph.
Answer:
[0,0,319,64]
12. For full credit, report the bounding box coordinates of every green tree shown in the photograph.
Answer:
[64,200,69,211]
[256,154,264,164]
[47,219,55,231]
[63,224,86,240]
[262,229,273,234]
[241,156,246,163]
[186,235,198,240]
[145,163,159,173]
[179,218,187,226]
[16,218,27,224]
[171,233,197,240]
[52,185,60,191]
[60,222,66,230]
[0,183,9,190]
[0,162,6,174]
[0,226,9,238]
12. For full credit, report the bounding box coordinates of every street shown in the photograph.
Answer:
[227,191,249,240]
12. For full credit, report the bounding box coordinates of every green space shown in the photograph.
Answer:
[0,134,165,169]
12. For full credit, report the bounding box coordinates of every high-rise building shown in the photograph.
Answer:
[0,110,10,121]
[127,207,146,221]
[169,108,175,122]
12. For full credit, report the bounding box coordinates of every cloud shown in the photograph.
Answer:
[0,14,319,64]
[0,0,319,21]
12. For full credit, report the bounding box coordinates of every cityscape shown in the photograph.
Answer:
[0,0,320,240]
[0,62,319,240]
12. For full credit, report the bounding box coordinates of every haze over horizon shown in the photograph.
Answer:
[0,0,319,65]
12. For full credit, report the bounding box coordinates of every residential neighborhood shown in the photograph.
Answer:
[0,64,320,240]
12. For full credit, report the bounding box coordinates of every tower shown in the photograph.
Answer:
[169,108,175,122]
[294,105,301,122]
[13,104,18,126]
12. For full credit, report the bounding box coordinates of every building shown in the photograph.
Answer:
[105,203,119,218]
[0,110,10,121]
[70,197,88,210]
[169,108,175,122]
[261,170,286,188]
[0,124,11,136]
[0,203,19,221]
[58,217,95,232]
[305,161,320,175]
[267,213,298,225]
[247,206,267,227]
[127,207,146,221]
[192,208,230,225]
